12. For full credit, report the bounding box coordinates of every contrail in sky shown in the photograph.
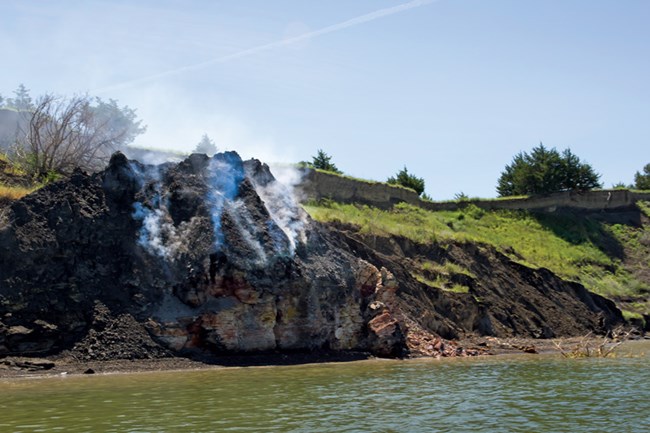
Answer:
[95,0,438,94]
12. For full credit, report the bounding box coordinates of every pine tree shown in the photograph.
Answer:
[310,149,342,174]
[634,163,650,190]
[497,143,601,196]
[8,84,34,110]
[387,166,426,196]
[193,133,217,155]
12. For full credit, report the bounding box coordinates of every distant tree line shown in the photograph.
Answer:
[0,84,145,181]
[310,144,650,202]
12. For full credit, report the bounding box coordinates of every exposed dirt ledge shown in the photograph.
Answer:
[3,336,646,380]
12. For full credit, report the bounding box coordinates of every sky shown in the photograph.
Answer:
[1,0,648,199]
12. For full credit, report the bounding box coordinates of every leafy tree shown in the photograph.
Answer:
[6,84,34,111]
[0,93,4,107]
[387,166,426,196]
[634,163,650,190]
[90,97,146,151]
[497,143,601,196]
[310,149,341,174]
[11,93,145,179]
[194,133,217,155]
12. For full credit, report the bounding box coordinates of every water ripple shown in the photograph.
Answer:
[1,342,649,432]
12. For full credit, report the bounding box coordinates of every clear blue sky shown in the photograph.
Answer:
[1,0,648,199]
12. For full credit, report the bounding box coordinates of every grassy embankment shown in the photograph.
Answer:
[0,154,39,201]
[304,199,650,320]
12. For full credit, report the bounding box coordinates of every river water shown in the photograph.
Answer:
[1,341,649,433]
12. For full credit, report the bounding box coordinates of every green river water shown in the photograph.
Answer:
[1,341,649,432]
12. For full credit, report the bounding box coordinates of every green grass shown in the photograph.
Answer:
[0,184,38,200]
[411,259,473,294]
[622,310,646,328]
[312,168,419,193]
[303,201,647,299]
[420,260,475,278]
[637,200,650,218]
[436,194,530,204]
[412,273,470,294]
[0,153,41,200]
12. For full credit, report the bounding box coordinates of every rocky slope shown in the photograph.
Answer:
[0,152,624,361]
[331,225,624,355]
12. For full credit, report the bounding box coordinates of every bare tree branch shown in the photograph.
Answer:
[11,93,143,180]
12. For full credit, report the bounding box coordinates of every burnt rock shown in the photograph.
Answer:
[0,152,406,360]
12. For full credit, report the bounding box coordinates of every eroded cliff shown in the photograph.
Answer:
[0,152,624,361]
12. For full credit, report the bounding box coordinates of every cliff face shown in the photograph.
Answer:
[0,153,624,361]
[332,226,623,356]
[0,152,403,359]
[301,169,650,216]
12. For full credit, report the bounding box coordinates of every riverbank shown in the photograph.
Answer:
[3,335,644,380]
[3,341,649,433]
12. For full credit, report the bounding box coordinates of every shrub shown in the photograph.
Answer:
[387,166,425,196]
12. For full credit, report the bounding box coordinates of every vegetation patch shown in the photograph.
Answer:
[553,330,630,358]
[0,184,38,201]
[622,310,646,328]
[412,259,472,294]
[637,200,650,218]
[420,260,475,279]
[304,201,649,303]
[1,153,41,202]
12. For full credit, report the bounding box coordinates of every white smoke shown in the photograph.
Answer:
[132,197,185,260]
[254,164,308,255]
[227,199,269,266]
[129,162,185,260]
[128,153,309,261]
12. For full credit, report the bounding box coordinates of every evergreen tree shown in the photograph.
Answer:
[387,166,426,196]
[310,149,342,173]
[194,133,217,155]
[7,84,34,110]
[634,163,650,190]
[497,144,601,196]
[91,97,146,150]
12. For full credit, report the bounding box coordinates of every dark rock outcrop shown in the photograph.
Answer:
[0,152,404,359]
[330,225,625,358]
[0,152,625,361]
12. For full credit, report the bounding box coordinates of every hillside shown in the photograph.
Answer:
[1,152,639,367]
[303,197,650,329]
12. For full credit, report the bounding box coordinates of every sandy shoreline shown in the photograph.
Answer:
[0,350,374,379]
[3,335,645,380]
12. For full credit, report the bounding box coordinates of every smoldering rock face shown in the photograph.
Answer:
[0,151,405,359]
[128,151,305,267]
